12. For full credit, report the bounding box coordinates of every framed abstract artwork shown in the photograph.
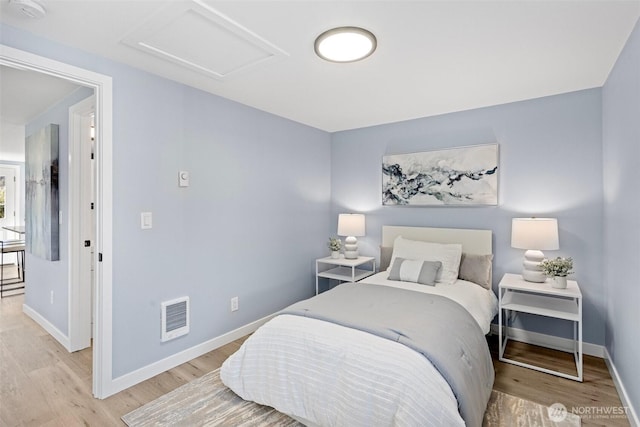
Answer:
[26,123,60,261]
[382,143,499,206]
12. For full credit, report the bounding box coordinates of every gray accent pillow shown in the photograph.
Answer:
[388,257,442,286]
[380,246,393,271]
[458,253,493,289]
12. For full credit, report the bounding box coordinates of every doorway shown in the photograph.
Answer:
[0,43,114,398]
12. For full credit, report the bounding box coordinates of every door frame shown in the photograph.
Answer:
[0,44,114,399]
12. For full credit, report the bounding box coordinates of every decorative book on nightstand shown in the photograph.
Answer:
[315,256,375,295]
[498,273,583,382]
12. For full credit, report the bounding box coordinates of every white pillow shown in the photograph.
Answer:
[388,258,442,286]
[387,236,463,285]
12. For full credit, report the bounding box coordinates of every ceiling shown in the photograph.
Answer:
[0,65,82,125]
[1,0,639,132]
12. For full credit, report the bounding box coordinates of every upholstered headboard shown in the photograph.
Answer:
[382,226,492,255]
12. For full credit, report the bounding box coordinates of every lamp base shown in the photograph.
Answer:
[522,249,546,283]
[343,236,358,259]
[344,251,358,259]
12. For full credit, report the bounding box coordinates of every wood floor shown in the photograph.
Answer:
[489,336,630,427]
[0,292,630,426]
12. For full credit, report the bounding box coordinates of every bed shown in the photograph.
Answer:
[221,226,498,427]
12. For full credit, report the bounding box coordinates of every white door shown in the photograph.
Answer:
[68,96,96,351]
[78,111,95,339]
[88,114,96,336]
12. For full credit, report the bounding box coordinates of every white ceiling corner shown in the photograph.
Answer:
[120,0,289,81]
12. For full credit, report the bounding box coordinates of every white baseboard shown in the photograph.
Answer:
[22,303,71,351]
[489,323,604,358]
[604,348,639,427]
[110,314,274,396]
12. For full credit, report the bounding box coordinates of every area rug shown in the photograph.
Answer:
[122,369,581,426]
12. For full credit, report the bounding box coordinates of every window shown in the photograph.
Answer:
[0,176,5,219]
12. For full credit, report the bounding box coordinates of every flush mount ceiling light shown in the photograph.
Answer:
[314,26,377,63]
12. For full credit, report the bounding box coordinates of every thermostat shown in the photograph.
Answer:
[178,171,189,187]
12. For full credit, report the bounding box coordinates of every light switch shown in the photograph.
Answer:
[141,212,152,229]
[179,171,189,187]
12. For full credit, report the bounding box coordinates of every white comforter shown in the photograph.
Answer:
[221,275,498,427]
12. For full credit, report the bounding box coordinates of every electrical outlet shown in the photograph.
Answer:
[230,296,239,312]
[50,290,54,304]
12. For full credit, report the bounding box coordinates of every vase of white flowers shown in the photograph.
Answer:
[540,257,574,289]
[328,237,342,259]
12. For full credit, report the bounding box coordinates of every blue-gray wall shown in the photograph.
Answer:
[110,72,331,376]
[603,18,640,416]
[2,24,331,378]
[24,86,94,335]
[331,89,605,345]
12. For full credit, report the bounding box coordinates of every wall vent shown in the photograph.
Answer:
[161,297,189,342]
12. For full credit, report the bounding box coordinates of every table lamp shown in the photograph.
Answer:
[337,214,365,259]
[511,218,559,282]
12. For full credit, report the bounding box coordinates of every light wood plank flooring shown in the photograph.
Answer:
[489,336,630,427]
[0,293,630,426]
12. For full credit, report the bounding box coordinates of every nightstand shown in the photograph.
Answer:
[315,256,376,295]
[498,273,583,382]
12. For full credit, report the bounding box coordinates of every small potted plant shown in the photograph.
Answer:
[328,237,342,259]
[540,257,574,289]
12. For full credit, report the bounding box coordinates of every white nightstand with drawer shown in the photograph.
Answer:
[498,273,583,382]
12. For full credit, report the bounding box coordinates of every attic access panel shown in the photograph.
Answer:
[121,0,288,80]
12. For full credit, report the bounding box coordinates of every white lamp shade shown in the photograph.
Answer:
[511,218,559,250]
[337,214,365,237]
